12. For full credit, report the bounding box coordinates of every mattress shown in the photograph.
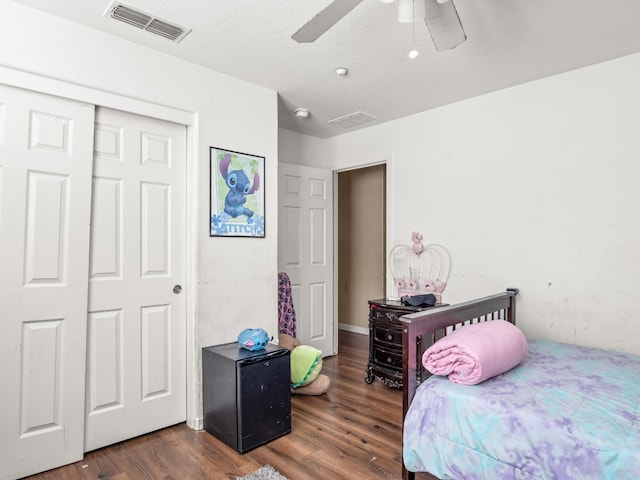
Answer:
[403,339,640,479]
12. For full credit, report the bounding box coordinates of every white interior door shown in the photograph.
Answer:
[85,108,186,451]
[278,163,335,355]
[0,84,95,479]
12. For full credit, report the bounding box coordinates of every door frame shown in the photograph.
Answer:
[333,156,392,336]
[334,160,390,336]
[0,65,201,430]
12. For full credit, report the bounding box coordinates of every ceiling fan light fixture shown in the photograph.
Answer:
[291,0,466,51]
[397,0,425,22]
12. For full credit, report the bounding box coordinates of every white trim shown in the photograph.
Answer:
[0,65,193,125]
[333,155,390,174]
[185,115,201,430]
[332,170,339,356]
[338,323,369,336]
[385,154,394,298]
[189,416,203,431]
[333,155,391,341]
[0,64,201,430]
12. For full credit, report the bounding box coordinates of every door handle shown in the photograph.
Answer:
[173,284,182,294]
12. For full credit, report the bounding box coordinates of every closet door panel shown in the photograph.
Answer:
[89,177,122,279]
[0,83,95,480]
[85,107,186,452]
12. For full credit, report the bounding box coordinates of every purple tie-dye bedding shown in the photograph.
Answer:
[403,339,640,479]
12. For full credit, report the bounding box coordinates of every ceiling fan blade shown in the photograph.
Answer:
[292,0,366,43]
[423,0,467,51]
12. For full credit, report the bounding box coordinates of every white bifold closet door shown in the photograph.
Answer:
[0,86,187,479]
[85,107,186,451]
[0,84,96,479]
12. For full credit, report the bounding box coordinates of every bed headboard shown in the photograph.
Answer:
[401,289,518,418]
[400,289,518,480]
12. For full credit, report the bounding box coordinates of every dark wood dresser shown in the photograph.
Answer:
[366,298,443,388]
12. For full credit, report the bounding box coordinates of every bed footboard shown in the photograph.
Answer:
[400,289,518,480]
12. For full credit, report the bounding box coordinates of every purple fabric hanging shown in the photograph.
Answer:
[278,272,297,337]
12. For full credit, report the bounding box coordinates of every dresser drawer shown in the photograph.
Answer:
[370,307,403,323]
[372,344,403,370]
[373,323,402,346]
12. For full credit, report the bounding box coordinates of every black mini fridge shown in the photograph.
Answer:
[202,342,291,453]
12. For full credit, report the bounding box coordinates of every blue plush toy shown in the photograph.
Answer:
[237,328,270,351]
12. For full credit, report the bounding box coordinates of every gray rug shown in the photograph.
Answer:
[237,465,289,480]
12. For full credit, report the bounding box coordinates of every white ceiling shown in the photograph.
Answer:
[12,0,640,138]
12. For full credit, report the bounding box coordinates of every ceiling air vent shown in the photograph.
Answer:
[105,1,191,43]
[328,111,377,129]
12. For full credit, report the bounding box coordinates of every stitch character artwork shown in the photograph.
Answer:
[210,148,265,237]
[219,153,260,220]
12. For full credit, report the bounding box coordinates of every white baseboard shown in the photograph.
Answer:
[188,416,203,430]
[338,323,369,336]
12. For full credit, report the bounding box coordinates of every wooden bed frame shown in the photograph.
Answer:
[400,289,519,480]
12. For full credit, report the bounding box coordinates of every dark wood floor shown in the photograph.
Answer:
[26,331,436,480]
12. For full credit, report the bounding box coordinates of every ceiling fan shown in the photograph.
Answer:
[292,0,466,51]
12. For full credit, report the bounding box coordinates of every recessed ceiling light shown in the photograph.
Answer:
[295,108,310,119]
[335,67,349,76]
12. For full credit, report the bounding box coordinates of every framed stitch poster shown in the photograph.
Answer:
[209,146,265,237]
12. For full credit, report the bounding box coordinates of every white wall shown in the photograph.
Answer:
[280,52,640,356]
[1,1,279,425]
[278,128,327,167]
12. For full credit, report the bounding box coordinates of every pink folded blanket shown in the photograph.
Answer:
[422,320,528,385]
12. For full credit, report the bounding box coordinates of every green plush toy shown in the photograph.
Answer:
[290,345,323,388]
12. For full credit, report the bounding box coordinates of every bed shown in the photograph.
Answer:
[400,290,640,480]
